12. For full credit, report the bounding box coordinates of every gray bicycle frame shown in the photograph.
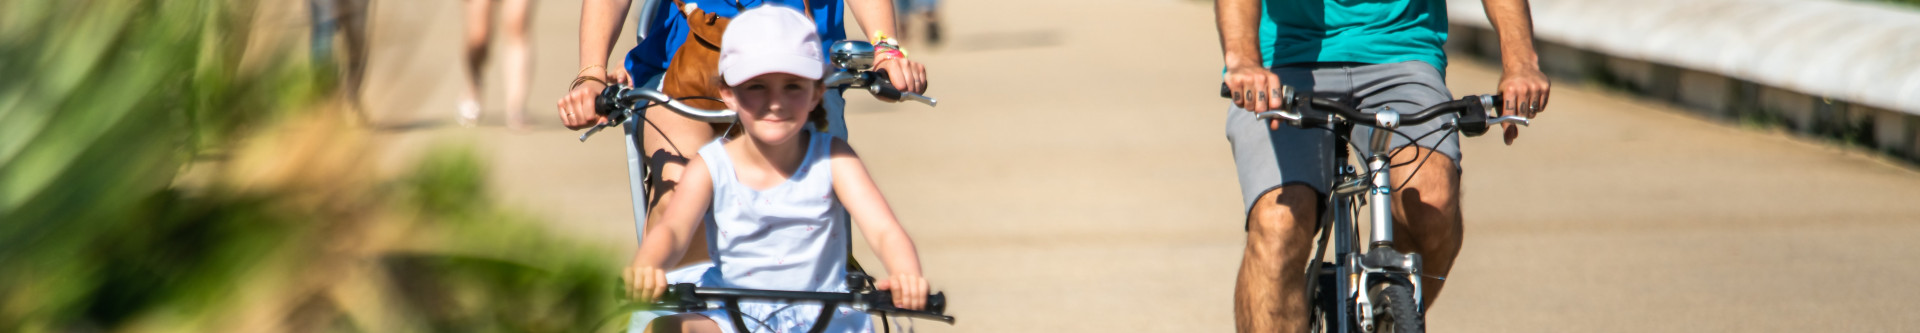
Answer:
[1259,93,1518,332]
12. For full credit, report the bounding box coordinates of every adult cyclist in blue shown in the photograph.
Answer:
[1216,0,1550,331]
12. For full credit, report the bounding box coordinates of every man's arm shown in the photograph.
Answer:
[1217,0,1285,129]
[1219,2,1287,331]
[1482,0,1551,143]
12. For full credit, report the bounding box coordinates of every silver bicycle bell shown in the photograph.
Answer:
[829,40,876,71]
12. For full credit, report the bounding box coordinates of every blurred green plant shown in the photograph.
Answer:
[1872,0,1920,8]
[0,1,626,332]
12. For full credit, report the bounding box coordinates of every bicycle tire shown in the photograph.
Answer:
[1368,282,1423,333]
[1308,266,1338,333]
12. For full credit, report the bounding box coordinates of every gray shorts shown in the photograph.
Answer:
[1226,61,1461,212]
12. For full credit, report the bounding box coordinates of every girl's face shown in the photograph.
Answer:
[720,73,822,146]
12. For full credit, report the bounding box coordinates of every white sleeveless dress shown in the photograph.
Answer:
[695,129,871,333]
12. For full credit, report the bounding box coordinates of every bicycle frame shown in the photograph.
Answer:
[1307,109,1427,333]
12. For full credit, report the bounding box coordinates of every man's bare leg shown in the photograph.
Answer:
[1385,146,1464,309]
[1237,184,1320,333]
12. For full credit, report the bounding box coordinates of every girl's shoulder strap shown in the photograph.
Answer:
[698,137,735,186]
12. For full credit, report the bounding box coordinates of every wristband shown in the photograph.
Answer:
[571,75,608,89]
[578,65,606,76]
[872,31,909,59]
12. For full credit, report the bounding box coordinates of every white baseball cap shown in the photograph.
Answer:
[718,5,824,86]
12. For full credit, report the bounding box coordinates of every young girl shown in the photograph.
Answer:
[624,6,930,333]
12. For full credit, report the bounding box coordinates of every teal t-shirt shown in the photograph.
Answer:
[1259,0,1449,72]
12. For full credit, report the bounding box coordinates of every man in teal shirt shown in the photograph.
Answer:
[1216,0,1551,331]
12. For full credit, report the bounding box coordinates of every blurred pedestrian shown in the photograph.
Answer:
[896,0,940,46]
[459,0,535,130]
[310,0,371,122]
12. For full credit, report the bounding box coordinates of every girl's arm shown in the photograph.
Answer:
[828,139,931,311]
[625,154,715,301]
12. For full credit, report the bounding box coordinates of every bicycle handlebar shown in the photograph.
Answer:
[1218,83,1527,136]
[648,283,956,323]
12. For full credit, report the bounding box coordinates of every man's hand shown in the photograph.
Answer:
[1496,67,1549,145]
[623,265,668,302]
[1226,64,1286,130]
[874,273,930,311]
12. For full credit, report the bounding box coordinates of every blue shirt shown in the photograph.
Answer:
[625,0,847,82]
[1258,0,1449,72]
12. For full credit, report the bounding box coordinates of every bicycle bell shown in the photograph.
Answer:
[829,40,876,71]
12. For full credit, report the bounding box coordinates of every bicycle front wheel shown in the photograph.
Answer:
[1368,282,1423,333]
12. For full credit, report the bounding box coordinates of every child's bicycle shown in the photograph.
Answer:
[1223,85,1529,332]
[580,41,949,332]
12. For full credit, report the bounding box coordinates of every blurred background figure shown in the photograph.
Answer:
[460,0,536,130]
[310,0,372,123]
[895,0,941,46]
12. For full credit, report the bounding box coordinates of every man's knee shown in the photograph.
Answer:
[1248,184,1320,240]
[1389,147,1459,210]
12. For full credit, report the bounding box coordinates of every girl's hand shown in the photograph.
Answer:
[623,265,668,302]
[874,273,930,310]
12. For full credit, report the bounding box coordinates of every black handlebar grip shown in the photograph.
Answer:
[869,290,947,314]
[926,292,946,314]
[866,70,906,101]
[594,86,622,117]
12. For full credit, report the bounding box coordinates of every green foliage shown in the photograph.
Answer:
[0,1,627,332]
[405,147,492,220]
[1872,0,1920,8]
[389,147,626,333]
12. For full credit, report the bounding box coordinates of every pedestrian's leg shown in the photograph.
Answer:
[499,0,533,130]
[339,0,371,123]
[1386,146,1462,310]
[922,6,942,45]
[459,0,493,126]
[1237,185,1319,333]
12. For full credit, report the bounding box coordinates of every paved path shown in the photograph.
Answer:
[349,0,1920,331]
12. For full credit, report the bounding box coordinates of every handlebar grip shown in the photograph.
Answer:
[1453,94,1501,137]
[868,290,947,314]
[926,292,946,314]
[595,85,622,117]
[866,70,907,101]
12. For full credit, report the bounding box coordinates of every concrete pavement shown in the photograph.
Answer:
[349,0,1920,331]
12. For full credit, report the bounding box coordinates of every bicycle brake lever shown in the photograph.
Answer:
[1489,116,1530,127]
[1255,110,1304,122]
[578,122,613,142]
[896,91,937,106]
